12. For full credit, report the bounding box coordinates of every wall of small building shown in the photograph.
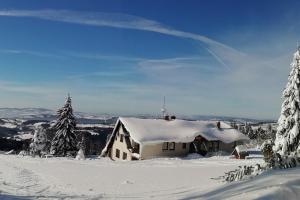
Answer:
[110,125,132,161]
[140,142,190,160]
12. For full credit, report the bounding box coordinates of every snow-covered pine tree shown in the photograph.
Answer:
[274,47,300,156]
[50,94,78,156]
[30,124,48,156]
[266,124,276,141]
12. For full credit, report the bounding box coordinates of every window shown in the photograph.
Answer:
[182,143,187,149]
[162,142,168,150]
[208,142,213,151]
[123,152,127,160]
[169,142,175,150]
[115,132,119,141]
[211,141,219,152]
[120,135,124,142]
[116,149,120,158]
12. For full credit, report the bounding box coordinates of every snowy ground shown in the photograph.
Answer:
[0,154,299,199]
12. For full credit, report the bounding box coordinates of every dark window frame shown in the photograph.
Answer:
[169,142,175,150]
[162,142,168,150]
[120,134,124,143]
[208,142,214,151]
[116,149,120,158]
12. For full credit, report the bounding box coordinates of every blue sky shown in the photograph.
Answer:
[0,0,299,119]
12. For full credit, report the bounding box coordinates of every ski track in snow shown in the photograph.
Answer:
[0,156,85,199]
[1,154,299,199]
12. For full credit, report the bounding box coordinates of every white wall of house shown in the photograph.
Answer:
[110,126,132,161]
[140,142,190,160]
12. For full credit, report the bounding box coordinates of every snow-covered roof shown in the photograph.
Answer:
[234,145,248,153]
[118,117,249,144]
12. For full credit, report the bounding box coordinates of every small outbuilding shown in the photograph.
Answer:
[231,145,249,159]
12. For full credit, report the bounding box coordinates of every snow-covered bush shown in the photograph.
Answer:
[50,95,78,156]
[30,124,48,156]
[18,150,29,156]
[217,164,264,182]
[77,132,88,155]
[5,150,15,155]
[261,140,274,166]
[75,148,85,160]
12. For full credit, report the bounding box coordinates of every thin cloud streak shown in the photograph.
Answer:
[0,49,64,59]
[67,71,135,80]
[0,9,243,68]
[0,48,142,61]
[64,51,144,62]
[0,81,64,95]
[206,48,230,70]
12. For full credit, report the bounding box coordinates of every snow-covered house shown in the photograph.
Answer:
[101,117,249,160]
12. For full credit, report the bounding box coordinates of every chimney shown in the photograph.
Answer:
[217,121,221,129]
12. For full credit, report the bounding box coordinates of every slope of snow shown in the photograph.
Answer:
[0,154,270,199]
[1,154,299,199]
[185,167,300,200]
[119,117,249,144]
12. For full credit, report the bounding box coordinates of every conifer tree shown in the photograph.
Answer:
[274,47,300,156]
[50,94,77,156]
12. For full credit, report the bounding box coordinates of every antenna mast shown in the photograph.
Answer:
[161,96,167,118]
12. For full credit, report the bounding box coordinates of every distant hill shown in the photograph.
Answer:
[0,108,55,120]
[0,108,115,121]
[0,108,117,140]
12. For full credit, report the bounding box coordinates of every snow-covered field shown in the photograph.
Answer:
[0,154,299,199]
